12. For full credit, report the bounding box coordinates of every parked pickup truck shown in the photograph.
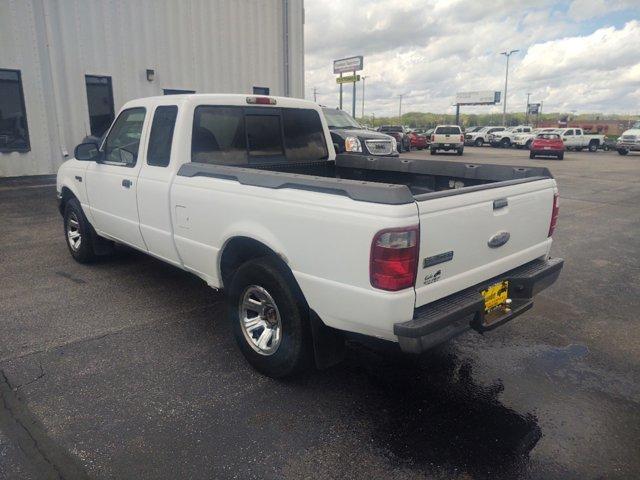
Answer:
[616,121,640,155]
[489,126,533,148]
[430,125,464,155]
[57,94,564,377]
[555,128,605,152]
[465,126,505,147]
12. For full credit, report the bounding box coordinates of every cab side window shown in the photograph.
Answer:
[103,108,146,166]
[147,106,178,167]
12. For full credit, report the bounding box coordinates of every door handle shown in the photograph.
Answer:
[122,179,132,188]
[493,198,508,209]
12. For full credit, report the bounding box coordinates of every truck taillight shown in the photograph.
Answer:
[431,134,435,142]
[370,226,419,291]
[549,193,559,237]
[460,134,464,142]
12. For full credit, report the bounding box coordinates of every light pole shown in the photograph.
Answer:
[313,87,318,103]
[398,93,408,125]
[525,92,531,124]
[500,49,519,126]
[361,76,367,119]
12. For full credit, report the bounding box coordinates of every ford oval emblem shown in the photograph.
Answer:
[488,231,510,248]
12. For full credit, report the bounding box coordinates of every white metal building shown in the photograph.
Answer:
[0,0,304,177]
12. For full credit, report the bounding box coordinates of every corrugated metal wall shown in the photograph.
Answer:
[0,0,304,177]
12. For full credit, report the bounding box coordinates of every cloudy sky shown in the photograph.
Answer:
[303,0,640,116]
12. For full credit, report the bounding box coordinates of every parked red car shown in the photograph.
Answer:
[530,133,565,160]
[407,131,428,150]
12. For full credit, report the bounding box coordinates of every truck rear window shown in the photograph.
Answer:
[191,106,328,165]
[435,126,461,134]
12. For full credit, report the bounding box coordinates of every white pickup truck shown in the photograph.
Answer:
[57,94,563,377]
[556,128,606,152]
[616,121,640,155]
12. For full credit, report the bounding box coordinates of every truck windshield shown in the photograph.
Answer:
[379,126,402,132]
[322,108,361,129]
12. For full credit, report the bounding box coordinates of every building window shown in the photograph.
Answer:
[163,89,195,95]
[85,75,115,137]
[147,106,178,167]
[253,86,270,95]
[0,69,30,153]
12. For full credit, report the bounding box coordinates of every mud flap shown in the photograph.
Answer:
[309,310,346,369]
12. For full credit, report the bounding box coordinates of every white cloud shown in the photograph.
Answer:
[304,0,640,115]
[567,0,638,21]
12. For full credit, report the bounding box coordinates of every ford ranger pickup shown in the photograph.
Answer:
[57,94,564,377]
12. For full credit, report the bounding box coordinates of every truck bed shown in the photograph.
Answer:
[177,154,553,205]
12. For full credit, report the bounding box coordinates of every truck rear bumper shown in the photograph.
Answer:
[394,257,564,354]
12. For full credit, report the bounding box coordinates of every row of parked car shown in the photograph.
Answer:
[322,108,460,155]
[464,123,640,156]
[322,106,640,159]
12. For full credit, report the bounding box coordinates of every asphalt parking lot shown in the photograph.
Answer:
[1,147,639,480]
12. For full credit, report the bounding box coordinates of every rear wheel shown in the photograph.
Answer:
[63,198,98,263]
[474,138,483,147]
[500,138,511,148]
[228,257,312,378]
[525,140,532,149]
[618,149,629,156]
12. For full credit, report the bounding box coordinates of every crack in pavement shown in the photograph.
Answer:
[0,371,91,480]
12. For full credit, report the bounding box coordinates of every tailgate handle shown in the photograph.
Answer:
[493,198,508,209]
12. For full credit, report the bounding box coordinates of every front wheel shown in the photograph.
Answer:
[588,142,598,152]
[618,149,629,156]
[430,148,437,155]
[529,152,535,159]
[501,138,511,148]
[474,138,483,147]
[228,257,312,378]
[63,198,97,263]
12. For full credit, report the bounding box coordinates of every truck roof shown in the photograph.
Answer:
[121,93,316,111]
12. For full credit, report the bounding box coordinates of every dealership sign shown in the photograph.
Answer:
[528,103,541,114]
[336,74,361,84]
[333,56,364,74]
[455,90,502,105]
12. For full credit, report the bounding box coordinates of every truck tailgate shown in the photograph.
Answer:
[414,178,556,308]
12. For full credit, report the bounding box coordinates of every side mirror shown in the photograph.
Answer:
[74,142,101,161]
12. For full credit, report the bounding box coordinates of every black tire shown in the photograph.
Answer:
[588,142,598,152]
[474,138,483,147]
[228,257,312,378]
[558,153,564,160]
[430,148,437,155]
[525,140,532,149]
[618,149,629,156]
[501,138,511,148]
[63,198,98,263]
[603,144,610,151]
[529,152,535,159]
[457,148,464,156]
